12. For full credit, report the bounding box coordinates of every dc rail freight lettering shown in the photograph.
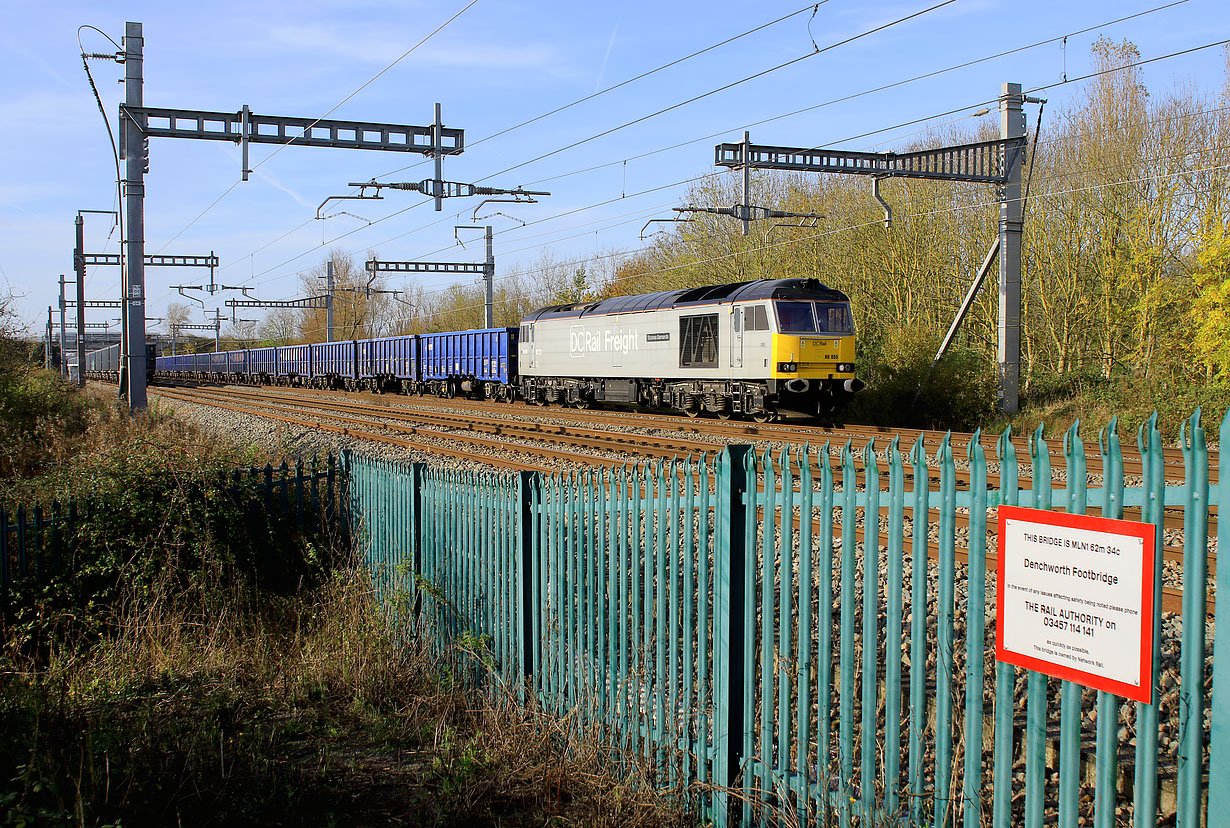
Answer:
[84,278,864,421]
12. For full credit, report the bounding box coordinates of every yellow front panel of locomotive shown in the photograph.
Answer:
[770,334,855,378]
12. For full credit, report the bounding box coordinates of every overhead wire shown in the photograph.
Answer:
[402,124,1230,309]
[242,63,1230,311]
[225,0,964,290]
[371,2,832,181]
[209,0,924,289]
[244,0,1198,288]
[210,0,903,282]
[369,5,1216,295]
[378,83,1230,307]
[405,158,1230,322]
[151,0,482,256]
[504,0,1195,188]
[77,25,126,300]
[187,6,1223,318]
[472,0,960,184]
[217,98,1230,309]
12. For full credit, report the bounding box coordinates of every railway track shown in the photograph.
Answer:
[155,381,1215,539]
[200,380,1214,484]
[150,382,1215,616]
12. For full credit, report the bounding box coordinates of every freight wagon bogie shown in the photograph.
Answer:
[421,377,516,402]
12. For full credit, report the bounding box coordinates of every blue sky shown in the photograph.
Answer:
[2,0,1227,336]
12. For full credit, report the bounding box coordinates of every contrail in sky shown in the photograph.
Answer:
[595,18,621,93]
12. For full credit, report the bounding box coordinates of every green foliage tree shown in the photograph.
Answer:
[1191,221,1230,383]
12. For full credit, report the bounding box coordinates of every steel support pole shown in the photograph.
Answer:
[122,21,147,409]
[741,131,751,236]
[484,225,494,329]
[57,276,67,378]
[997,82,1025,414]
[432,103,443,212]
[326,259,334,343]
[74,216,86,387]
[46,309,52,371]
[931,238,1001,370]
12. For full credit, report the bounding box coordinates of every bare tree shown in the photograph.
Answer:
[297,248,397,341]
[258,307,300,346]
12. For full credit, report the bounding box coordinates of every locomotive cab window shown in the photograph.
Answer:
[749,305,770,331]
[679,314,719,368]
[814,302,854,334]
[775,301,817,333]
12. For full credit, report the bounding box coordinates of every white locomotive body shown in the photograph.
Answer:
[518,278,862,421]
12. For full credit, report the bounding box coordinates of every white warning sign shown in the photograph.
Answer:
[996,505,1156,703]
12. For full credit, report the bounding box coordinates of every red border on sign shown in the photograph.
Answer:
[995,504,1156,704]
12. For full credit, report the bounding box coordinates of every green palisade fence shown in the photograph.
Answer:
[348,409,1230,827]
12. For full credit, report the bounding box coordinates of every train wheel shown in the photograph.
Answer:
[751,408,775,424]
[717,411,733,420]
[684,403,701,418]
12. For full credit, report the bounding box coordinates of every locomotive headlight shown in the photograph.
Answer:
[837,363,855,373]
[777,361,798,373]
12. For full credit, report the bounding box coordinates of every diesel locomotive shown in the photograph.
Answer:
[519,277,862,421]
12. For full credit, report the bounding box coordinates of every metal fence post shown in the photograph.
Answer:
[518,470,539,681]
[408,462,426,621]
[712,444,752,827]
[1209,410,1230,817]
[339,452,352,551]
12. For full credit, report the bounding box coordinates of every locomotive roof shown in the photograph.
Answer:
[521,278,848,323]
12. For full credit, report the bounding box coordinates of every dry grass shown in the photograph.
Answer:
[0,380,695,826]
[1,566,696,827]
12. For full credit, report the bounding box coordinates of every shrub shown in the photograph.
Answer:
[846,324,998,430]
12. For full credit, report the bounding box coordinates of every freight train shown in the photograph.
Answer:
[82,341,158,384]
[87,278,862,421]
